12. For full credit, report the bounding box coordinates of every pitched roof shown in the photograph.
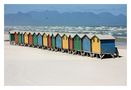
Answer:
[94,34,115,40]
[9,30,18,33]
[69,33,76,37]
[86,34,94,39]
[73,34,84,38]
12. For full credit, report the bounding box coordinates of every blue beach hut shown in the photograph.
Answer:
[55,33,62,50]
[21,32,24,45]
[91,34,116,59]
[37,32,43,47]
[82,34,94,54]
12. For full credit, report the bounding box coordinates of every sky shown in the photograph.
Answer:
[4,4,127,15]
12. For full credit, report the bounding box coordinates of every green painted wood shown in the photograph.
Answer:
[18,33,22,44]
[51,35,55,49]
[10,34,15,41]
[74,35,81,51]
[33,34,38,46]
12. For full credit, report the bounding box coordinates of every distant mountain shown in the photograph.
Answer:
[4,11,127,26]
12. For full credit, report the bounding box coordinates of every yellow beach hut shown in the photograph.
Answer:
[62,33,69,52]
[43,32,48,48]
[91,34,116,59]
[24,32,29,46]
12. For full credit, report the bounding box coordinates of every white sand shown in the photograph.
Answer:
[4,41,127,86]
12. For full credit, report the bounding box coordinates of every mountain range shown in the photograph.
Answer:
[4,11,127,26]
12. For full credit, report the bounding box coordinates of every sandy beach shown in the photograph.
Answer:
[4,40,127,85]
[4,32,127,85]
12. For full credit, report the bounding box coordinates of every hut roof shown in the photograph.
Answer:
[94,34,115,40]
[60,33,69,38]
[19,31,24,34]
[83,34,94,39]
[55,33,62,37]
[43,32,48,36]
[69,33,76,37]
[52,32,58,36]
[59,33,64,37]
[38,32,44,35]
[35,32,39,35]
[78,34,85,38]
[73,34,84,38]
[9,30,19,33]
[46,32,53,35]
[29,32,35,34]
[25,31,31,34]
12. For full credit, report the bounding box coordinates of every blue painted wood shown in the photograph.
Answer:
[38,34,42,46]
[101,40,115,54]
[82,36,91,53]
[56,34,62,49]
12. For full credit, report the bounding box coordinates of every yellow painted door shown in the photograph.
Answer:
[92,37,100,54]
[25,34,28,44]
[63,36,68,49]
[43,35,47,46]
[65,36,68,49]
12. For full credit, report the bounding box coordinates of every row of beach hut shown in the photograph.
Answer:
[9,31,119,59]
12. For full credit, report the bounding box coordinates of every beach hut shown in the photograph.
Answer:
[21,32,24,45]
[28,32,33,46]
[43,33,48,48]
[91,34,116,59]
[24,32,29,46]
[73,34,83,53]
[68,34,75,53]
[81,34,93,55]
[33,32,38,47]
[14,32,18,45]
[37,32,43,48]
[18,32,22,45]
[47,33,52,49]
[55,33,62,51]
[62,33,69,52]
[51,33,56,50]
[9,31,15,44]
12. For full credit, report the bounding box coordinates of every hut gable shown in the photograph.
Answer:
[69,33,76,38]
[38,33,42,36]
[73,34,79,38]
[62,34,68,39]
[55,33,61,38]
[43,33,47,37]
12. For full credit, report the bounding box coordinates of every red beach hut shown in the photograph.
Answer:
[14,32,18,45]
[47,33,52,49]
[68,34,75,53]
[28,32,33,46]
